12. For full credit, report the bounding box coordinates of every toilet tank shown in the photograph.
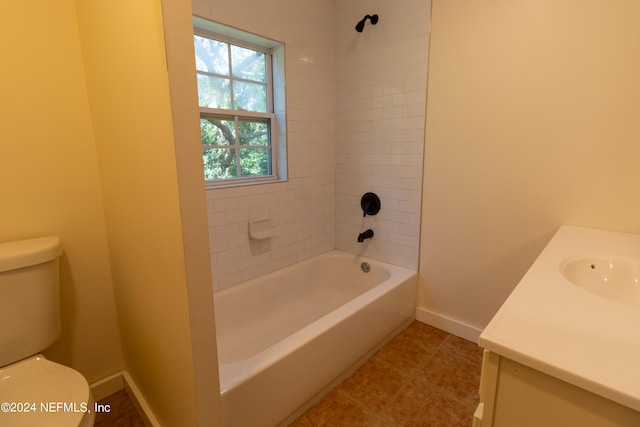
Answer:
[0,236,63,367]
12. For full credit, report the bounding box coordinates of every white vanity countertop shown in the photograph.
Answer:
[479,225,640,412]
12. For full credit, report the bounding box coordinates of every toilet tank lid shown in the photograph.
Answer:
[0,236,62,273]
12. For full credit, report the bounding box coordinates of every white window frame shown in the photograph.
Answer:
[193,17,287,189]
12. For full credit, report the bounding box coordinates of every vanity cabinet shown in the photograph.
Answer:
[473,351,640,427]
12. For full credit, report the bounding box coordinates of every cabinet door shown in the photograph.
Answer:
[492,358,640,427]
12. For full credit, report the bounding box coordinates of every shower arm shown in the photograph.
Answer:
[355,14,379,32]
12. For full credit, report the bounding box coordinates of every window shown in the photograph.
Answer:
[193,19,286,187]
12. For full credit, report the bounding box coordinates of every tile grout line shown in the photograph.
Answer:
[364,331,454,426]
[291,322,482,426]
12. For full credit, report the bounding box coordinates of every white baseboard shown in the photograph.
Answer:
[415,307,483,343]
[90,371,161,427]
[90,372,124,401]
[122,371,162,427]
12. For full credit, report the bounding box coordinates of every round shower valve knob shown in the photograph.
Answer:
[361,192,381,217]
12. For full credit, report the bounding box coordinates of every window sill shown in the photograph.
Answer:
[204,176,286,190]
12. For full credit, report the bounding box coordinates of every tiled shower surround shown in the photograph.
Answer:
[194,0,430,290]
[335,2,430,269]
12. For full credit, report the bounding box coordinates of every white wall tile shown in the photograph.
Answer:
[335,0,431,270]
[200,0,336,291]
[203,0,430,290]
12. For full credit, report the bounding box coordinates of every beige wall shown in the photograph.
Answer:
[2,0,219,424]
[76,0,219,425]
[0,1,124,382]
[160,0,222,424]
[420,0,640,336]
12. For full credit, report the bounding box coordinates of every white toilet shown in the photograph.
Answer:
[0,236,94,427]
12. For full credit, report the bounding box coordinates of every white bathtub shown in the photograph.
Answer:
[214,249,417,427]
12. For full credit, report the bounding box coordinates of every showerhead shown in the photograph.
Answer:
[355,14,379,32]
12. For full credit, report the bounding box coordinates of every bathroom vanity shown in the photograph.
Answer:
[474,226,640,426]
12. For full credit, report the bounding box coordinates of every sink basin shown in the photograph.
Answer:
[562,257,640,305]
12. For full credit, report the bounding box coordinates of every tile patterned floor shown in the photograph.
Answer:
[290,321,483,427]
[94,321,482,427]
[94,389,145,427]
